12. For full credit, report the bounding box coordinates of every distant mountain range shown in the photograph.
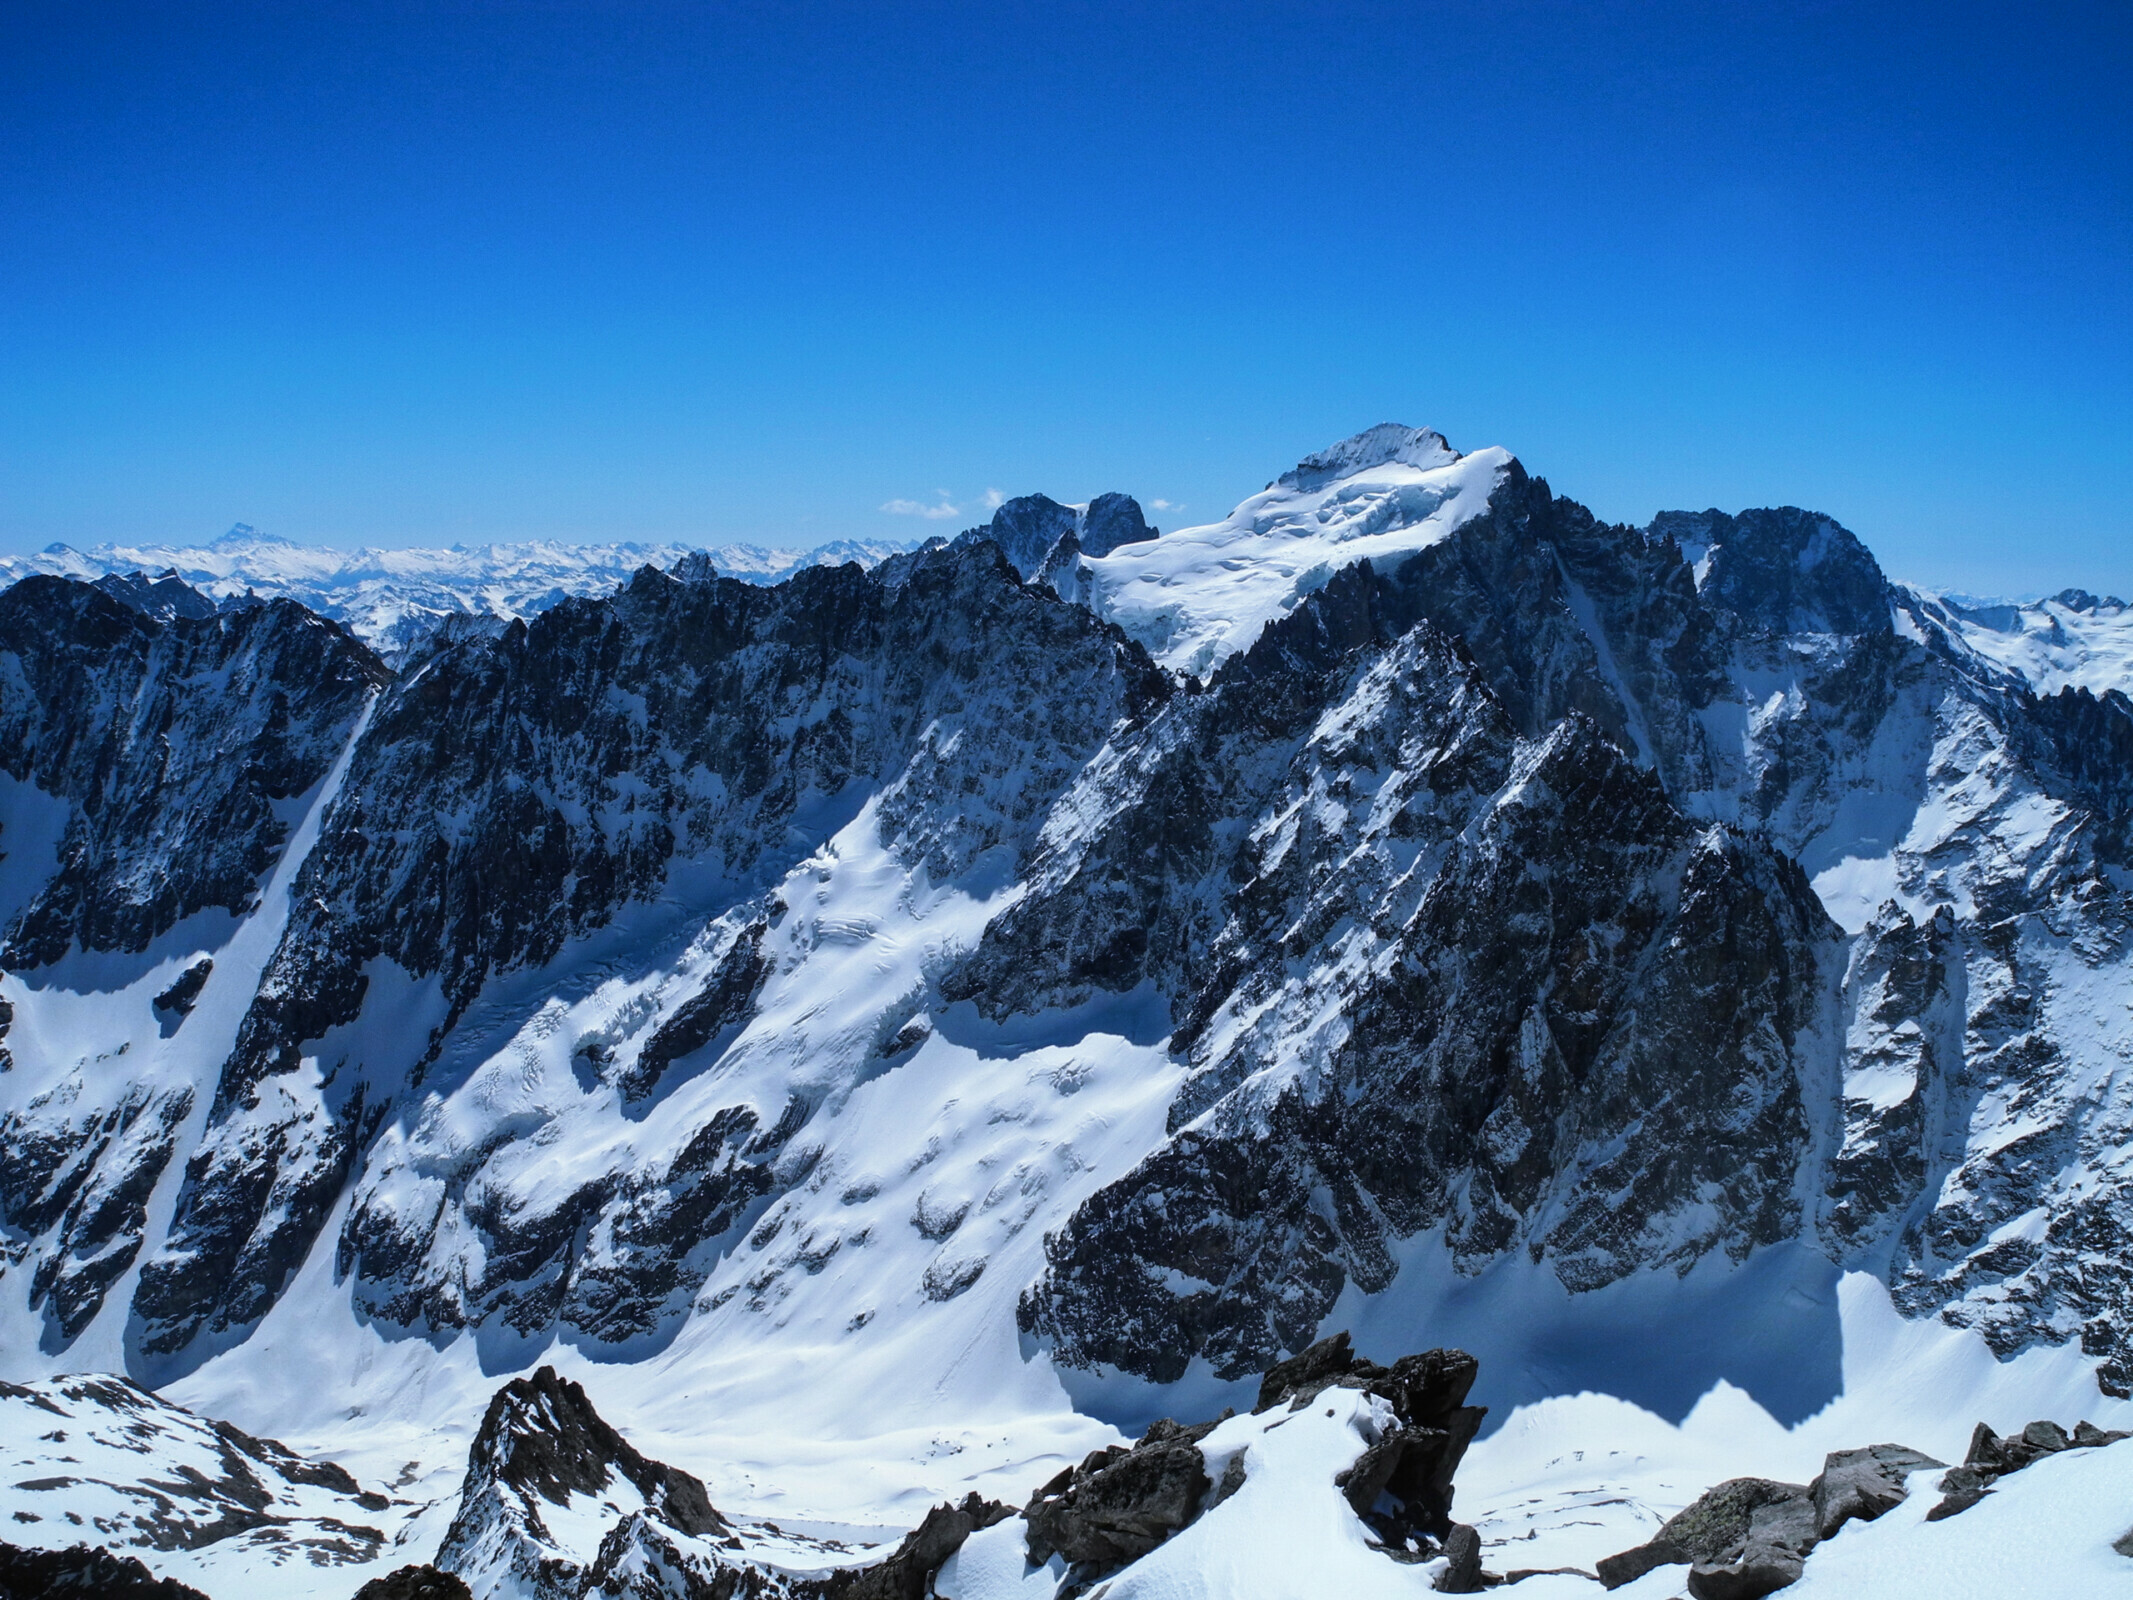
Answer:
[0,526,927,656]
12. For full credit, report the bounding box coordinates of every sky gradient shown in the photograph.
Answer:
[3,1,2128,595]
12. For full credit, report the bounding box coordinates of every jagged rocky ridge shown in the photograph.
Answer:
[5,427,2133,1594]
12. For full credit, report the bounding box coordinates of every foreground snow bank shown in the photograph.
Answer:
[1785,1436,2133,1598]
[940,1392,1446,1600]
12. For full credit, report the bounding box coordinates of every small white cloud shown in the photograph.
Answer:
[983,488,1005,510]
[880,496,962,520]
[1151,498,1183,511]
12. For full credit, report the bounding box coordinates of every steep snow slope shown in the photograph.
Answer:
[0,526,922,657]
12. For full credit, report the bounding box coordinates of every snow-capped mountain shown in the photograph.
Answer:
[0,527,927,658]
[1911,587,2133,697]
[5,425,2133,1599]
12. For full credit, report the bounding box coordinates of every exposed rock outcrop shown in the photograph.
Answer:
[437,1366,730,1596]
[1810,1444,1943,1539]
[1925,1417,2127,1520]
[1596,1477,1815,1598]
[352,1566,475,1600]
[1019,1332,1489,1595]
[0,1538,214,1600]
[1595,1438,1964,1596]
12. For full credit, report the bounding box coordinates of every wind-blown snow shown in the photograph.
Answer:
[1080,427,1510,676]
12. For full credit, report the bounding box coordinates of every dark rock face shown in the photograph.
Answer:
[1022,1422,1216,1579]
[437,1367,738,1600]
[951,493,1156,583]
[618,926,769,1103]
[11,425,2133,1448]
[1265,1334,1485,1547]
[0,576,386,966]
[91,569,222,625]
[128,543,1167,1357]
[452,1367,728,1546]
[963,496,1080,580]
[353,1565,476,1600]
[2,1087,194,1342]
[1077,493,1158,558]
[1435,1523,1486,1593]
[996,456,2133,1396]
[1821,906,1961,1255]
[1655,507,1894,640]
[1016,627,1839,1377]
[154,959,214,1025]
[0,1539,214,1599]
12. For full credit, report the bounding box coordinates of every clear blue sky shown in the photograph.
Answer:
[3,2,2127,594]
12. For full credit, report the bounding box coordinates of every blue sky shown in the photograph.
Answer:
[3,1,2127,593]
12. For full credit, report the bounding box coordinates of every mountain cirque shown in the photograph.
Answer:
[4,425,2133,1597]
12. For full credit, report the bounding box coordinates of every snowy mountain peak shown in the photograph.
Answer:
[1081,427,1509,675]
[209,522,296,551]
[1274,423,1460,492]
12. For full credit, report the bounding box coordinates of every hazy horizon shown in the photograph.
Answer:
[5,2,2127,595]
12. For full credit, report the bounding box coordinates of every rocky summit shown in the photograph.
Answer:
[5,427,2133,1598]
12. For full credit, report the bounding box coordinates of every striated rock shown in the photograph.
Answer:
[133,540,1168,1357]
[1596,1477,1810,1593]
[1021,647,1840,1380]
[1809,1443,1942,1539]
[1022,1420,1217,1580]
[0,1375,397,1576]
[13,421,2133,1507]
